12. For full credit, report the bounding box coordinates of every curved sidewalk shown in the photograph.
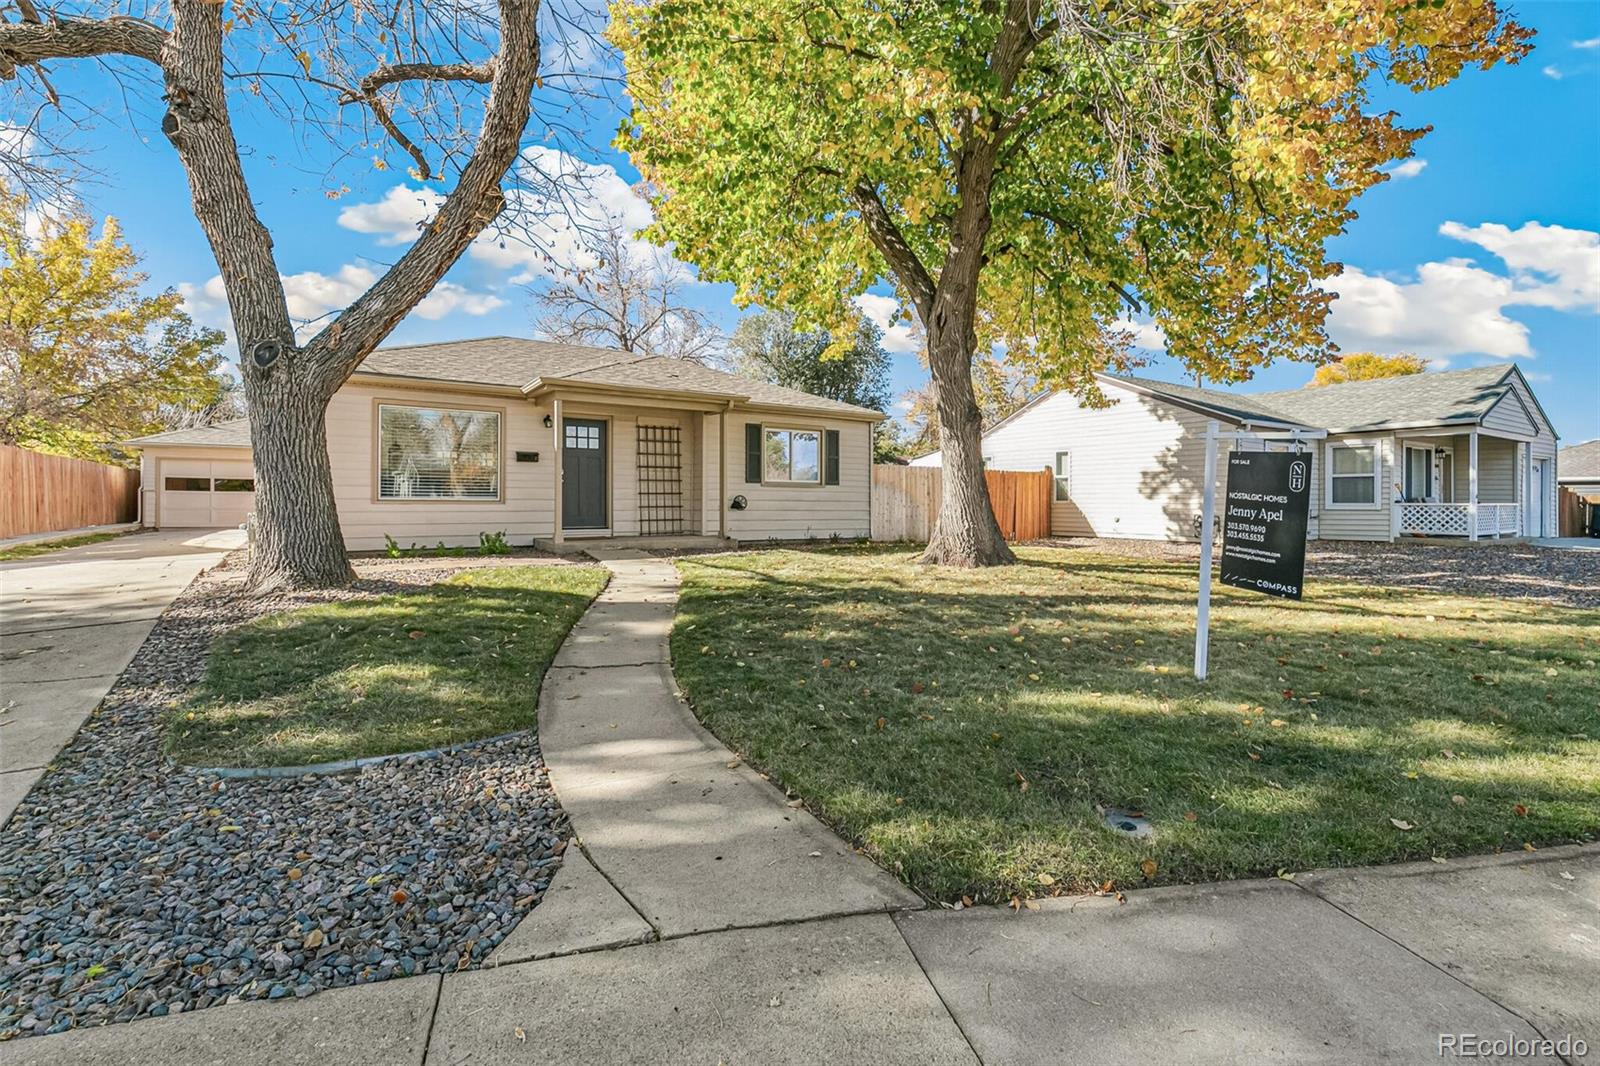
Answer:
[530,549,920,940]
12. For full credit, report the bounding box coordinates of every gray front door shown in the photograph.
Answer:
[562,419,608,530]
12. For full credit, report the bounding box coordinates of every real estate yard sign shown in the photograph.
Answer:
[1220,452,1312,601]
[1194,421,1324,680]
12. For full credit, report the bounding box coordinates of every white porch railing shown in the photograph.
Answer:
[1398,502,1521,538]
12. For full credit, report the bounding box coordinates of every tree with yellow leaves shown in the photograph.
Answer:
[611,0,1530,565]
[0,184,225,463]
[1308,352,1429,388]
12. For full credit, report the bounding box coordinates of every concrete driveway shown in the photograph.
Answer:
[0,528,243,826]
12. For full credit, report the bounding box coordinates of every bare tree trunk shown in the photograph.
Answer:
[246,372,353,588]
[920,275,1015,568]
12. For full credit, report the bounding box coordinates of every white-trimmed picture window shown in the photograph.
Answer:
[1053,451,1071,501]
[378,404,501,500]
[1327,443,1378,506]
[763,428,821,483]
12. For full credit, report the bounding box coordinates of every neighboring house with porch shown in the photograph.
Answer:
[910,364,1559,543]
[127,337,883,549]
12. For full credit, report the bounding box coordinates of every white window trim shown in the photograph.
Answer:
[377,402,504,502]
[762,425,824,485]
[1053,451,1071,501]
[1324,438,1382,510]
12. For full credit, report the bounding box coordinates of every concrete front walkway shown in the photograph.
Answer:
[0,528,243,826]
[3,546,1595,1064]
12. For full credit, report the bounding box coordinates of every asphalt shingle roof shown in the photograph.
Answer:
[356,336,883,418]
[126,418,252,448]
[1559,439,1600,480]
[1101,364,1524,433]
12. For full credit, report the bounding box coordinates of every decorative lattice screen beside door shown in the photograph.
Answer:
[637,425,684,534]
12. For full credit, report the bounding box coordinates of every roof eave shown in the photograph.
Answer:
[1093,372,1306,429]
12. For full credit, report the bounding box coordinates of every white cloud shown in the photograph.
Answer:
[1542,64,1564,80]
[1574,37,1600,50]
[337,147,661,286]
[1385,158,1427,180]
[1438,220,1600,311]
[854,292,921,354]
[1114,316,1167,352]
[415,282,506,320]
[180,263,503,342]
[1325,220,1600,360]
[1326,260,1532,359]
[336,186,444,246]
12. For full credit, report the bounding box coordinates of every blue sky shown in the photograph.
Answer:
[22,1,1600,444]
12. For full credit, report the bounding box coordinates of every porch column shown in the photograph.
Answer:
[718,404,729,540]
[551,397,564,546]
[1468,429,1479,542]
[1523,441,1533,537]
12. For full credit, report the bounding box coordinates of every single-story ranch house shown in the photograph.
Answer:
[912,364,1560,543]
[128,337,883,549]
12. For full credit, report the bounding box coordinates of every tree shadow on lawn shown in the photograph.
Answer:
[166,568,604,768]
[671,549,1600,902]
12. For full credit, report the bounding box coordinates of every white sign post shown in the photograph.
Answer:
[1194,420,1325,681]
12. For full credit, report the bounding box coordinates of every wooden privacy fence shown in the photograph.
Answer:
[872,464,1052,543]
[1558,486,1588,537]
[0,444,140,539]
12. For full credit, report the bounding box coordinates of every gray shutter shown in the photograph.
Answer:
[745,423,762,483]
[825,429,841,485]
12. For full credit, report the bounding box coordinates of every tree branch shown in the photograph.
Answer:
[337,61,496,180]
[0,15,167,80]
[850,181,936,321]
[302,0,541,390]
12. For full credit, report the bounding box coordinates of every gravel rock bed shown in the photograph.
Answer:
[0,558,570,1040]
[1038,537,1600,609]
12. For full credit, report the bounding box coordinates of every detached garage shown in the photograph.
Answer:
[128,419,256,530]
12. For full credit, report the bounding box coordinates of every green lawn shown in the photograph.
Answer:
[168,564,607,767]
[0,530,124,562]
[671,545,1600,903]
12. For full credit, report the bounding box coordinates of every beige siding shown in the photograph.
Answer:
[722,412,872,540]
[328,382,553,550]
[700,413,724,537]
[1318,434,1394,541]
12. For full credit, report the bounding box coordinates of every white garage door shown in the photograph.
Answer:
[160,459,257,528]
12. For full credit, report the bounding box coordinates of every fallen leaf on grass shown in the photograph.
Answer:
[875,716,887,730]
[1139,859,1158,880]
[1038,873,1056,886]
[909,681,925,695]
[1451,794,1466,806]
[1512,804,1529,817]
[408,630,426,640]
[1183,811,1199,823]
[1389,818,1415,831]
[1013,770,1030,791]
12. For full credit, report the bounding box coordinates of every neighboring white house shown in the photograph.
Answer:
[911,365,1560,543]
[128,336,883,550]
